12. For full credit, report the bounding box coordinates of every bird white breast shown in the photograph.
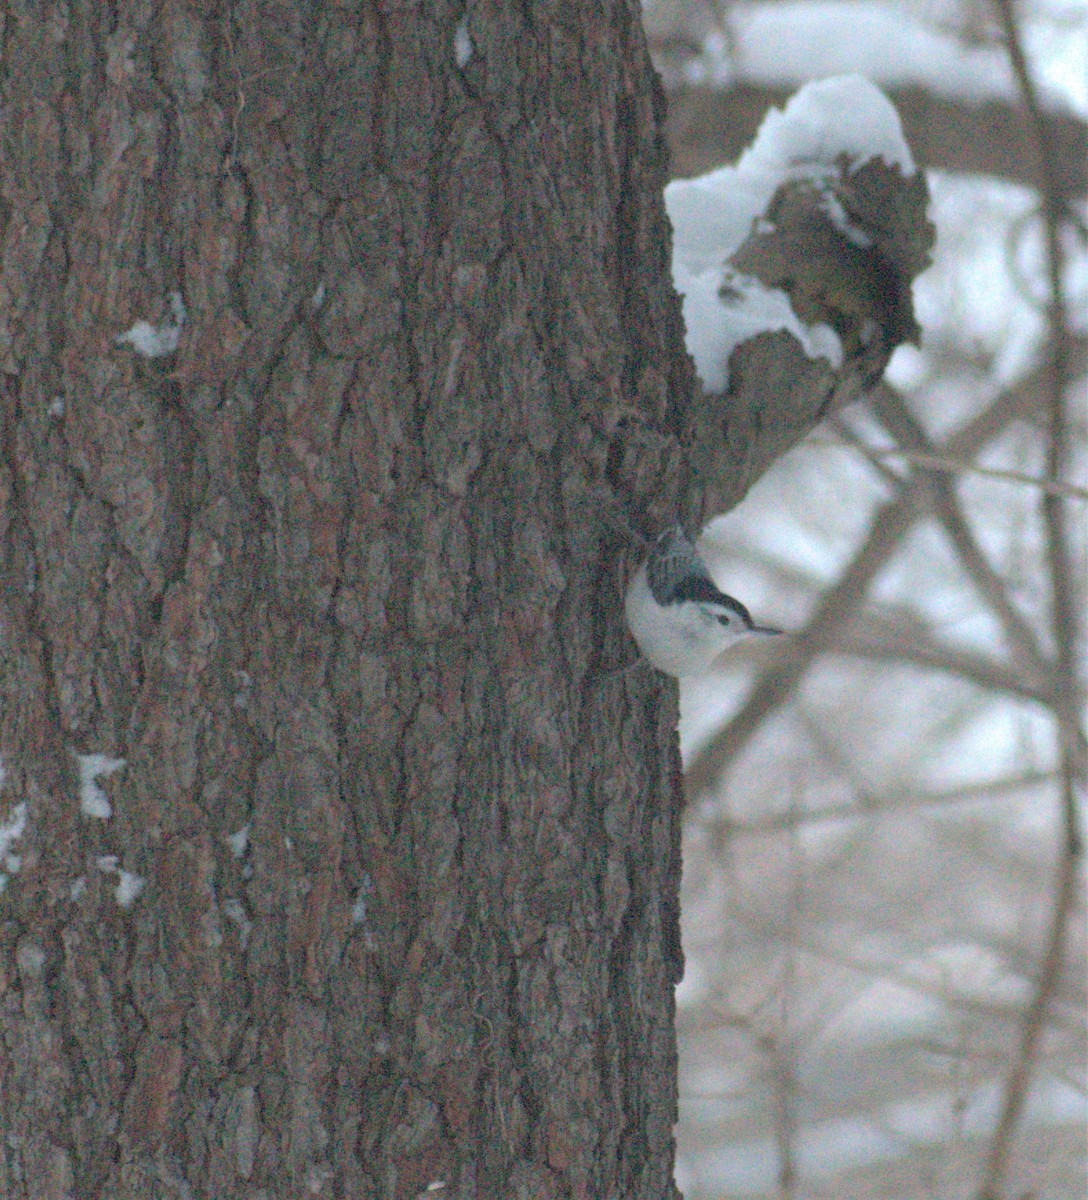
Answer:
[624,563,740,677]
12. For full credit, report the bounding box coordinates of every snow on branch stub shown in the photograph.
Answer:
[668,76,935,509]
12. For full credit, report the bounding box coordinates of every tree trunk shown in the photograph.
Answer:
[0,5,692,1197]
[0,6,933,1198]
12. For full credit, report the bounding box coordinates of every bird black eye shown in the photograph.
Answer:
[716,613,731,626]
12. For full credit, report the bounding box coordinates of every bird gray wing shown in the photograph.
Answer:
[646,527,716,605]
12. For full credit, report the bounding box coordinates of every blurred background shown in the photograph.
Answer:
[640,1,1087,1195]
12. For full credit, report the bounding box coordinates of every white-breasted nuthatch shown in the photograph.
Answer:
[625,526,781,677]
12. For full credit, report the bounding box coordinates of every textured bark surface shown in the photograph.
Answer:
[0,6,931,1199]
[0,5,693,1198]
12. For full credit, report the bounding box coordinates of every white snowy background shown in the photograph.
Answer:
[644,1,1086,1196]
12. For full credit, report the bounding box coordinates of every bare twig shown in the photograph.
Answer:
[868,385,1053,679]
[827,413,908,490]
[688,483,921,803]
[843,614,1051,705]
[771,774,806,1200]
[686,364,1051,800]
[807,438,1088,501]
[975,4,1086,1198]
[714,768,1059,835]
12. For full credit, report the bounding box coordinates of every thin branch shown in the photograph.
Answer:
[685,366,1049,799]
[682,912,1083,1040]
[713,769,1059,835]
[868,385,1053,680]
[842,618,1088,781]
[772,773,806,1200]
[768,1031,798,1200]
[841,623,1051,705]
[806,438,1088,501]
[975,786,1080,1200]
[975,4,1086,1198]
[686,483,922,799]
[827,413,908,491]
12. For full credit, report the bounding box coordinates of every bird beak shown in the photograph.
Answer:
[749,625,783,636]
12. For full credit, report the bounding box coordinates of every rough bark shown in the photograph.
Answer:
[0,5,929,1199]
